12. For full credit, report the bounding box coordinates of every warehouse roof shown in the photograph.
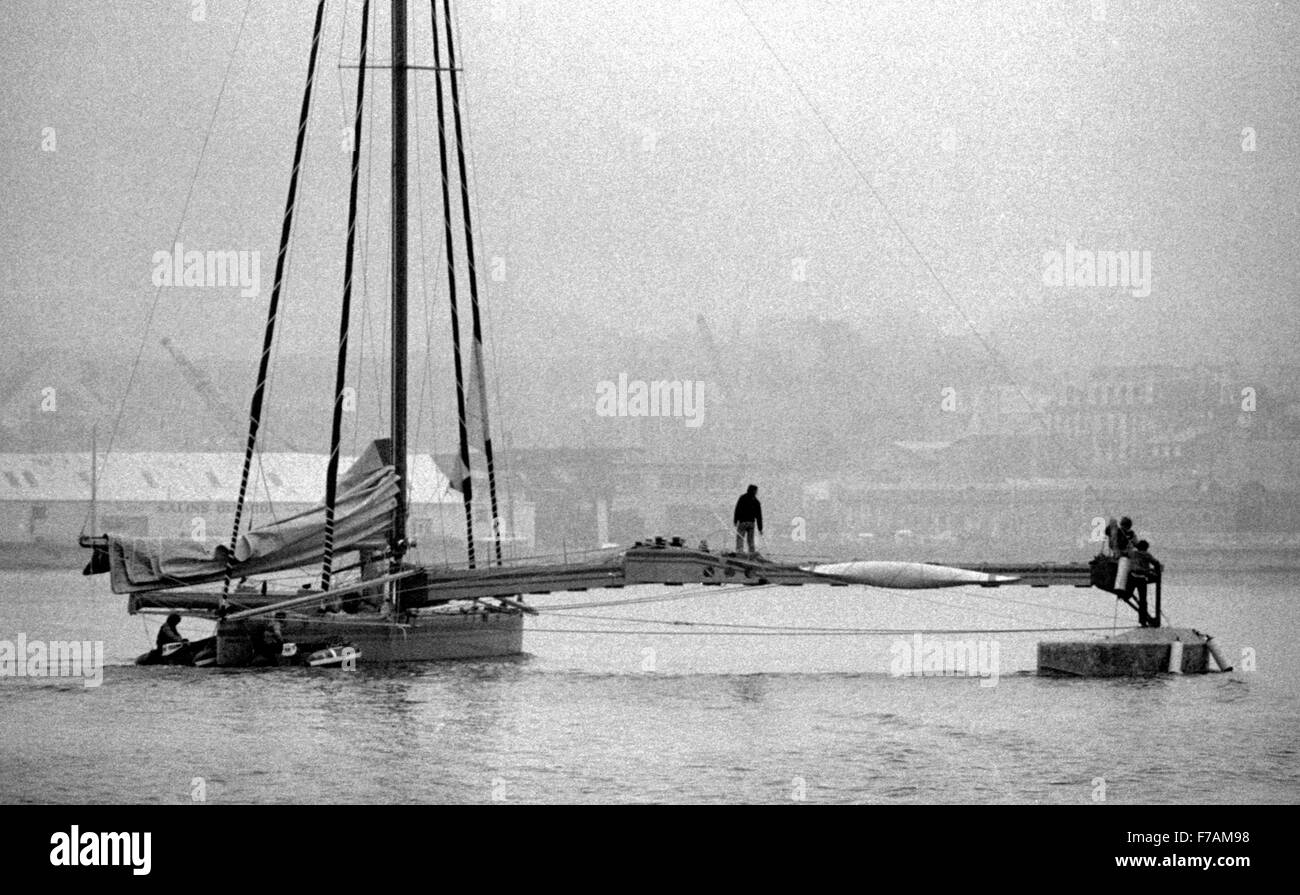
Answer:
[0,451,458,505]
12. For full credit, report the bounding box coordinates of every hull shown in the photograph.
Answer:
[215,609,524,667]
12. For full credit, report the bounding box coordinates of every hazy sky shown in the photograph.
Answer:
[2,0,1297,414]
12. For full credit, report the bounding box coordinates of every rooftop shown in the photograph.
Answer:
[0,451,458,505]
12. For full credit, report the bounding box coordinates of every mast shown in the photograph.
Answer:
[390,0,410,564]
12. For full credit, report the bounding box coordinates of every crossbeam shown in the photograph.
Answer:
[125,546,1105,617]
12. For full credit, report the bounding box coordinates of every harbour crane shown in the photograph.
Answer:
[160,338,299,451]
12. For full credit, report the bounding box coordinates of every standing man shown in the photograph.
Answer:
[1127,539,1161,627]
[733,484,763,557]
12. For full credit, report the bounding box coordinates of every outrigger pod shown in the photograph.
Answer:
[1039,628,1225,677]
[808,560,1019,589]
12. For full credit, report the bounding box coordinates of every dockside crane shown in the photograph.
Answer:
[160,338,299,451]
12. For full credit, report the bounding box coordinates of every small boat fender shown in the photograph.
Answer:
[1206,637,1232,672]
[307,645,360,668]
[1114,556,1131,592]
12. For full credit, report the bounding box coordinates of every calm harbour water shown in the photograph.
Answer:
[1,568,1297,804]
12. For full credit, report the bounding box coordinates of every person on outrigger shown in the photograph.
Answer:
[1106,516,1136,557]
[1127,539,1161,627]
[733,484,763,557]
[256,612,288,664]
[157,613,185,648]
[1118,517,1136,555]
[1103,518,1121,557]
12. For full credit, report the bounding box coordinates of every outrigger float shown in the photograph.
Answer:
[80,2,1230,678]
[1034,555,1233,677]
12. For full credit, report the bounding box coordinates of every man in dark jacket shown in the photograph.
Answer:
[733,485,763,556]
[1118,516,1136,555]
[157,613,185,648]
[1127,539,1161,627]
[255,612,288,665]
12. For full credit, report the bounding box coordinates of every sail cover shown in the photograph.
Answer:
[98,442,399,593]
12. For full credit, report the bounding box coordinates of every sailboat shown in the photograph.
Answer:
[79,0,1159,671]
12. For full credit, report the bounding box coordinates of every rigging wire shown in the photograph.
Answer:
[542,581,783,611]
[536,607,1116,637]
[729,0,1089,476]
[354,0,381,454]
[410,5,452,567]
[81,0,255,536]
[336,0,352,133]
[449,0,514,560]
[221,0,331,601]
[321,0,373,591]
[526,624,1117,638]
[440,0,505,566]
[536,572,1112,630]
[934,585,1116,621]
[430,0,478,567]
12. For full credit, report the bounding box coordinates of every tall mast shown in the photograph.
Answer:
[389,0,409,564]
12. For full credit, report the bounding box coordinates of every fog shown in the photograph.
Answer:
[2,1,1297,482]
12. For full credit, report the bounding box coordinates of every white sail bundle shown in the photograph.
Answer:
[102,443,398,593]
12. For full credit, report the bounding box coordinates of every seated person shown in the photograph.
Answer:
[157,613,186,648]
[1118,516,1137,556]
[1103,518,1121,557]
[256,612,289,663]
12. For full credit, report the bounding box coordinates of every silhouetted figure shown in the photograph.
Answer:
[733,485,763,556]
[1128,539,1161,627]
[157,613,185,648]
[257,612,288,663]
[1118,516,1136,556]
[1104,517,1122,557]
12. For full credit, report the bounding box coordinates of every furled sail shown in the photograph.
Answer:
[93,441,399,593]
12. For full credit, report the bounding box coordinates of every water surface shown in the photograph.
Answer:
[1,569,1296,803]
